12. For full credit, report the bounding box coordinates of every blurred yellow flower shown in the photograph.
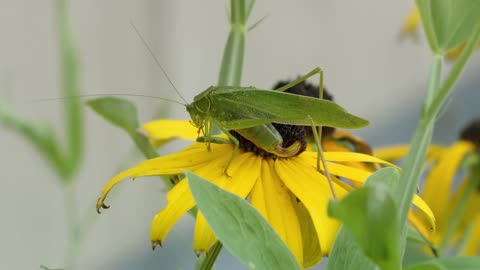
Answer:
[375,120,480,254]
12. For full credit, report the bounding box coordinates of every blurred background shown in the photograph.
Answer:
[1,0,479,269]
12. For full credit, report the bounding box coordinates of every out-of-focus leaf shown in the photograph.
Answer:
[407,257,480,270]
[186,171,301,270]
[87,97,139,133]
[87,97,158,159]
[0,103,67,177]
[416,0,480,54]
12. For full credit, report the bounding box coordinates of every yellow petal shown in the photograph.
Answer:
[192,152,262,252]
[276,157,348,255]
[291,199,322,267]
[302,151,397,168]
[96,143,232,211]
[150,179,194,247]
[401,7,421,37]
[422,141,475,229]
[193,211,217,253]
[412,194,436,232]
[142,119,198,147]
[250,159,303,265]
[374,144,446,162]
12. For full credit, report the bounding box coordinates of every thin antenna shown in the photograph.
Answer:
[130,21,188,104]
[28,93,186,106]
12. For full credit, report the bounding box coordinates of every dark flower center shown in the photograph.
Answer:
[230,79,334,158]
[460,119,480,150]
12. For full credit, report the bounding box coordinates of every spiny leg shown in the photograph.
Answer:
[310,118,337,199]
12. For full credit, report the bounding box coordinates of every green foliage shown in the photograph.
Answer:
[186,171,301,270]
[407,257,480,270]
[416,0,480,54]
[0,0,83,181]
[86,97,158,159]
[328,168,401,270]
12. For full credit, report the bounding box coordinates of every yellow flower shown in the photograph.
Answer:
[401,6,479,59]
[97,120,436,267]
[375,120,480,254]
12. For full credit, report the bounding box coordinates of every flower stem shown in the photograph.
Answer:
[63,182,79,269]
[199,242,224,270]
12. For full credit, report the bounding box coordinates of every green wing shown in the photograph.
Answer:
[209,88,369,130]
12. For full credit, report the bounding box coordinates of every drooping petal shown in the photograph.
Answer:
[96,143,232,211]
[291,198,322,268]
[250,159,303,265]
[193,211,217,253]
[192,152,262,252]
[276,157,348,255]
[422,141,475,230]
[142,119,198,147]
[150,179,195,247]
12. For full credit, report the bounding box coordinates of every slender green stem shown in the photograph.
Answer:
[396,55,443,236]
[63,182,79,269]
[423,54,443,113]
[454,221,475,256]
[199,242,224,270]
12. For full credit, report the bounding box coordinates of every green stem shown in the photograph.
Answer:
[217,0,246,86]
[63,182,79,269]
[396,55,443,238]
[199,242,224,270]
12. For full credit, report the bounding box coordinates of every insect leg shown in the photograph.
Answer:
[273,67,323,94]
[309,118,337,199]
[214,123,241,177]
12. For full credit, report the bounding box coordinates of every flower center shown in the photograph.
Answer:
[460,119,480,150]
[231,124,307,159]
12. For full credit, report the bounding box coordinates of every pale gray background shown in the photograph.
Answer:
[1,1,479,269]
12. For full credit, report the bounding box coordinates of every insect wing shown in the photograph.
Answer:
[210,89,369,129]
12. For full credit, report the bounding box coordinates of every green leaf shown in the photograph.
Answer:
[87,97,159,159]
[407,257,480,270]
[407,226,436,253]
[416,0,480,54]
[87,97,139,133]
[327,168,401,270]
[186,171,301,270]
[0,103,69,178]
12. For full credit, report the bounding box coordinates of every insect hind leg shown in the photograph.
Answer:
[309,117,337,200]
[273,67,323,97]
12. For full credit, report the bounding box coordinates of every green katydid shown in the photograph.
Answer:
[111,25,370,199]
[182,67,367,198]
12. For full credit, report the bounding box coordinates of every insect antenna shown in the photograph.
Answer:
[28,93,186,106]
[130,21,188,105]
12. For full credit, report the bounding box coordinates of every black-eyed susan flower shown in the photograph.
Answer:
[97,117,435,268]
[400,6,480,59]
[375,119,480,254]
